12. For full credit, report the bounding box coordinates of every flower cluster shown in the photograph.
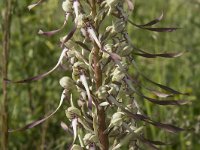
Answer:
[7,0,189,149]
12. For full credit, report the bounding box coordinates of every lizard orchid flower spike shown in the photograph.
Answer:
[8,0,190,149]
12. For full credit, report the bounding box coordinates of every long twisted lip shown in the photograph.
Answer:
[5,48,69,83]
[80,73,93,110]
[8,89,67,132]
[27,0,44,10]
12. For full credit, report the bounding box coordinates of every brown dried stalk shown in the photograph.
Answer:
[1,0,14,149]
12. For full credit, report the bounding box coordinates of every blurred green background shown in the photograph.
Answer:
[0,0,199,149]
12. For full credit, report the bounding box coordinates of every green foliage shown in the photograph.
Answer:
[129,0,200,149]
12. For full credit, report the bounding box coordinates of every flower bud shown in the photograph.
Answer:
[96,85,109,99]
[76,14,86,28]
[73,61,88,71]
[102,0,120,15]
[108,83,119,96]
[72,61,88,80]
[59,76,75,90]
[112,67,125,82]
[121,45,133,56]
[110,112,124,126]
[83,133,98,146]
[65,106,81,119]
[71,144,83,150]
[113,19,125,33]
[62,0,73,12]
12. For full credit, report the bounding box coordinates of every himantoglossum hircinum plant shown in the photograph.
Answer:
[6,0,191,149]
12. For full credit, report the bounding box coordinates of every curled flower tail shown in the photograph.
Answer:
[9,90,66,132]
[5,48,68,84]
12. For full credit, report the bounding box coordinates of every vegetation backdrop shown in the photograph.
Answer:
[0,0,199,149]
